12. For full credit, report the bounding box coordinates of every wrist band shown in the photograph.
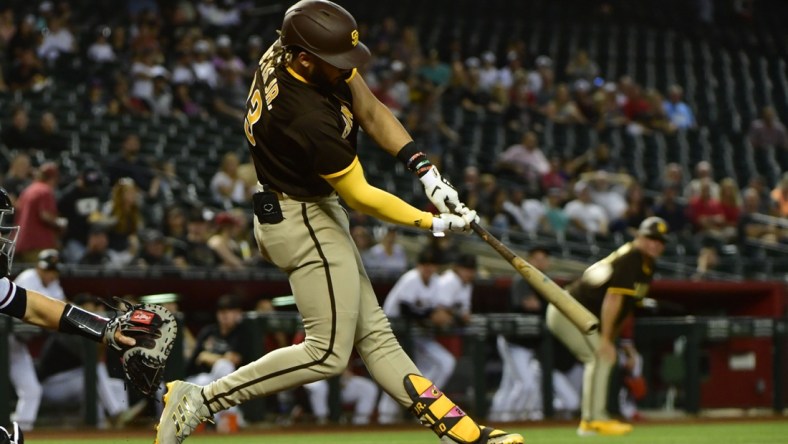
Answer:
[59,303,110,343]
[396,142,433,177]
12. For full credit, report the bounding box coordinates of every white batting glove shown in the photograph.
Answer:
[419,166,468,215]
[432,213,470,237]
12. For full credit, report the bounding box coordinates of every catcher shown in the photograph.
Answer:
[0,187,177,444]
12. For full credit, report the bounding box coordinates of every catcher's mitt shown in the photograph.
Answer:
[104,299,178,397]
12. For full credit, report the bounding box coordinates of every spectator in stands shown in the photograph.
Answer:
[622,84,650,134]
[212,35,245,75]
[171,50,195,85]
[540,187,570,235]
[78,225,117,267]
[1,106,37,151]
[495,131,550,187]
[163,205,187,241]
[718,178,742,243]
[210,152,247,209]
[14,162,65,262]
[594,82,627,132]
[106,134,154,192]
[100,177,143,264]
[58,167,103,263]
[503,76,532,143]
[687,178,726,241]
[130,48,162,106]
[502,187,546,237]
[564,180,609,239]
[573,79,598,124]
[208,211,247,270]
[173,207,218,268]
[527,55,553,98]
[642,89,675,134]
[6,14,37,63]
[541,155,570,193]
[742,175,772,214]
[192,39,218,89]
[769,173,788,218]
[107,75,147,116]
[196,0,243,30]
[748,106,787,149]
[86,26,116,65]
[684,160,719,200]
[350,225,373,256]
[2,153,32,201]
[749,106,788,174]
[663,84,696,130]
[419,48,451,88]
[584,170,631,230]
[569,142,619,175]
[37,16,75,66]
[738,188,778,246]
[35,111,67,159]
[363,226,408,277]
[172,83,208,119]
[619,182,652,237]
[544,83,587,125]
[148,159,184,217]
[406,78,459,158]
[84,79,110,117]
[478,51,500,92]
[660,162,684,190]
[565,50,600,83]
[134,228,174,268]
[186,293,246,432]
[652,185,688,238]
[0,7,16,49]
[147,68,173,117]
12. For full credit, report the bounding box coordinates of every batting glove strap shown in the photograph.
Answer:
[432,214,469,236]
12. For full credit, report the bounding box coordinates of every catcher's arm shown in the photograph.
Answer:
[21,287,136,347]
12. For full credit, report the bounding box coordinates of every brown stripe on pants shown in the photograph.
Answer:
[202,195,421,412]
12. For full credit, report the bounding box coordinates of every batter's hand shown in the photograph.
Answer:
[419,166,469,215]
[432,212,474,237]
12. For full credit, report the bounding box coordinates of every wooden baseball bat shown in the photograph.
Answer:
[469,221,600,335]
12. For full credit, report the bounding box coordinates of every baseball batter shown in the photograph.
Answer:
[547,216,668,436]
[0,187,136,444]
[155,1,523,443]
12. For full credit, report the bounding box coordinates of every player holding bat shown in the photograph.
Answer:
[154,1,523,443]
[547,216,669,436]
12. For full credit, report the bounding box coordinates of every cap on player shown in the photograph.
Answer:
[637,217,669,243]
[37,249,62,272]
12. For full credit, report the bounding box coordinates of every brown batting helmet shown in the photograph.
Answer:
[280,0,371,69]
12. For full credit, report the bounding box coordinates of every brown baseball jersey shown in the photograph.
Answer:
[244,62,359,197]
[567,242,655,330]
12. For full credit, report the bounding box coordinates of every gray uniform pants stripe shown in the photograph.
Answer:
[203,195,421,412]
[546,304,615,421]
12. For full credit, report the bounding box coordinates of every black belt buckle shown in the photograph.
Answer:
[253,190,284,224]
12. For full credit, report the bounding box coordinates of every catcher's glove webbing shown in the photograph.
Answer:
[104,298,178,397]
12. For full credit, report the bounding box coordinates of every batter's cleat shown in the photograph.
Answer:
[154,381,213,444]
[577,419,633,436]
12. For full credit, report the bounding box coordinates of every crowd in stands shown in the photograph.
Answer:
[0,1,786,279]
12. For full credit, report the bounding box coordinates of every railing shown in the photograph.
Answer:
[1,314,785,426]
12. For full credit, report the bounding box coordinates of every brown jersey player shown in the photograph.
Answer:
[155,1,522,444]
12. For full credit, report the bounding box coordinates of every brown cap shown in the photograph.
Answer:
[637,217,669,242]
[280,0,370,69]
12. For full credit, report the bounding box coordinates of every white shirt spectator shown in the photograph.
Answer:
[564,199,609,235]
[130,61,158,101]
[503,198,546,234]
[590,185,628,221]
[210,171,246,206]
[87,41,116,63]
[37,26,74,63]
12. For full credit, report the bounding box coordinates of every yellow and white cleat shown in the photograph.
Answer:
[577,419,633,436]
[154,381,213,444]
